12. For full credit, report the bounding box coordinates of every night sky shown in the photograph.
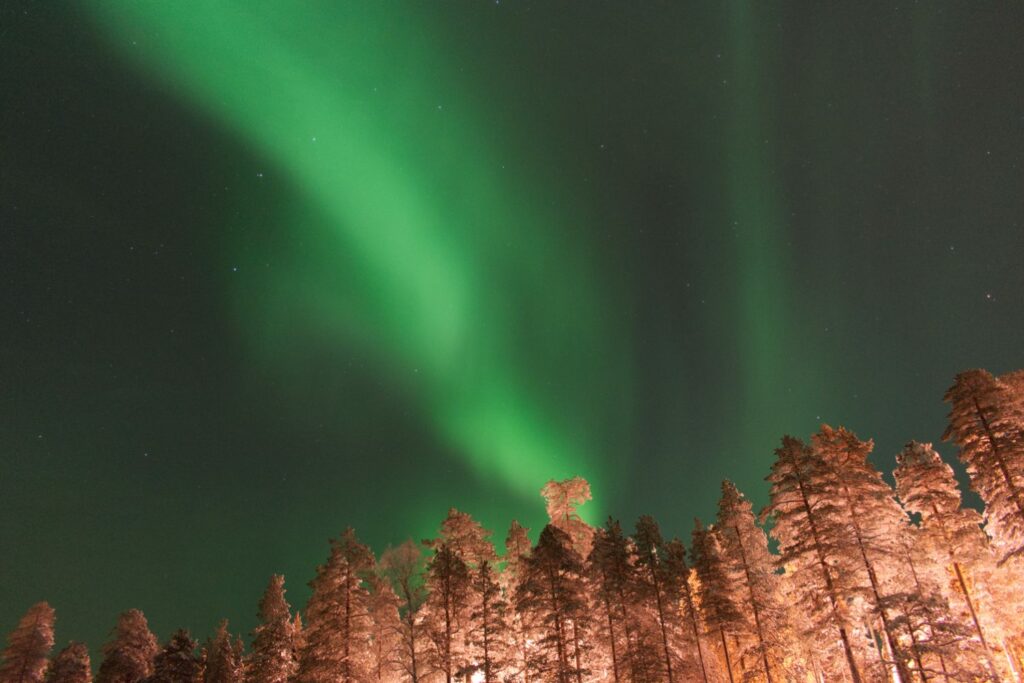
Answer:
[3,1,1023,654]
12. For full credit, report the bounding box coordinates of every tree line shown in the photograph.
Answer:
[3,368,1024,682]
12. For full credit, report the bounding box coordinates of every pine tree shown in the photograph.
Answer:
[541,478,594,558]
[716,481,786,683]
[502,521,533,683]
[380,540,427,683]
[0,603,55,683]
[248,576,297,683]
[422,543,470,683]
[811,425,917,682]
[633,516,680,683]
[691,521,744,683]
[943,369,1024,564]
[46,644,90,683]
[429,508,496,568]
[297,528,374,683]
[586,519,637,683]
[664,539,710,683]
[364,573,402,683]
[465,560,509,683]
[762,436,864,683]
[515,525,589,683]
[96,610,158,683]
[148,632,200,683]
[202,622,239,683]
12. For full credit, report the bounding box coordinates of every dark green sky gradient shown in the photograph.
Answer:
[3,0,1023,655]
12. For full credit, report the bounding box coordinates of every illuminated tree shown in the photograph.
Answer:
[297,528,374,683]
[465,560,509,683]
[364,573,402,683]
[691,521,744,683]
[632,516,681,683]
[586,519,636,683]
[894,441,999,675]
[943,369,1024,564]
[515,525,589,683]
[541,477,594,558]
[148,631,200,683]
[380,540,427,683]
[716,481,787,683]
[46,644,90,683]
[664,539,711,683]
[502,521,533,683]
[202,622,240,683]
[422,543,470,683]
[248,576,297,683]
[0,603,54,683]
[96,610,158,683]
[763,436,865,683]
[429,508,496,568]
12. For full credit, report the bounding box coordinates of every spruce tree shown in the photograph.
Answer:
[148,632,200,683]
[465,560,509,683]
[944,369,1024,564]
[96,610,158,683]
[297,528,374,683]
[202,622,239,683]
[248,576,297,683]
[664,539,710,683]
[0,603,55,683]
[46,644,90,683]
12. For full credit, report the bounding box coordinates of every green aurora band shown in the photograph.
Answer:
[88,2,627,523]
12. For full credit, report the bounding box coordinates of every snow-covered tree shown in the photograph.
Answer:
[297,528,374,683]
[148,631,200,683]
[515,525,589,683]
[763,435,865,683]
[46,643,90,683]
[364,572,401,683]
[465,560,509,683]
[586,518,637,683]
[379,540,427,683]
[633,515,684,683]
[96,610,158,683]
[248,576,297,683]
[716,481,787,683]
[202,622,240,683]
[944,369,1024,564]
[502,521,532,683]
[0,603,55,683]
[664,538,711,683]
[541,478,594,558]
[422,543,470,683]
[691,521,744,683]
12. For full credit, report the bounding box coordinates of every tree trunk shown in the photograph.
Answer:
[731,523,775,683]
[719,627,735,683]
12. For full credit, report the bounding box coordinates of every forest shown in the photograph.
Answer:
[3,368,1024,683]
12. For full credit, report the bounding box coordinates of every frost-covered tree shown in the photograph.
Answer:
[541,478,594,558]
[297,528,374,683]
[428,509,496,568]
[380,540,427,683]
[502,521,533,683]
[422,543,470,683]
[148,631,200,683]
[202,622,240,683]
[96,610,158,683]
[691,521,744,683]
[515,525,589,683]
[633,516,682,683]
[811,425,917,682]
[894,441,997,669]
[0,603,55,683]
[46,643,90,683]
[944,369,1024,564]
[364,573,402,683]
[586,519,637,683]
[762,436,864,683]
[716,481,787,683]
[465,560,509,683]
[664,538,711,683]
[248,576,297,683]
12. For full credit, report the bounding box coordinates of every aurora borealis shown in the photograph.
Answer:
[3,0,1023,656]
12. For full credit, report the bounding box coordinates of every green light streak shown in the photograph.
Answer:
[89,2,620,518]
